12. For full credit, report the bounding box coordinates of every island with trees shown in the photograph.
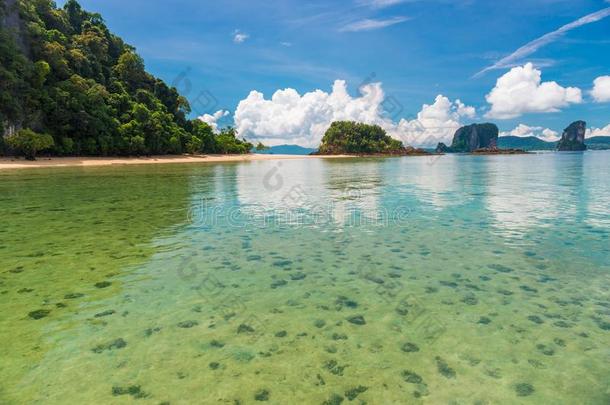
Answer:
[315,121,429,156]
[0,0,252,159]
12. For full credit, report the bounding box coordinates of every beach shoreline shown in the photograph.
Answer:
[0,154,354,170]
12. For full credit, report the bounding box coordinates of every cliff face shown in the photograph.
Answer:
[557,121,587,151]
[1,0,28,56]
[436,123,499,153]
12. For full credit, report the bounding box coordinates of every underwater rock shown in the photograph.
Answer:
[28,309,50,320]
[290,273,306,281]
[209,362,220,370]
[364,274,385,285]
[345,386,368,401]
[401,370,423,384]
[273,260,293,268]
[95,281,112,289]
[144,327,161,337]
[478,317,492,325]
[346,315,366,325]
[270,279,288,289]
[461,294,478,306]
[335,296,358,309]
[488,264,513,273]
[401,342,420,353]
[237,324,255,334]
[435,356,456,379]
[64,292,84,299]
[536,343,555,356]
[275,330,287,338]
[177,320,199,329]
[324,360,347,376]
[322,394,344,405]
[254,389,270,401]
[332,333,348,341]
[92,338,127,353]
[515,383,535,397]
[527,315,544,324]
[94,310,116,318]
[520,285,538,293]
[112,385,148,399]
[314,319,327,328]
[553,321,572,328]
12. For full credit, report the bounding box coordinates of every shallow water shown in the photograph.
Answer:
[0,152,609,404]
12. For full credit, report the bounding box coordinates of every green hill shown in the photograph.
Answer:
[0,0,251,157]
[586,136,610,150]
[498,136,610,151]
[498,136,556,151]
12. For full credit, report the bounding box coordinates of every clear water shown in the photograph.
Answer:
[1,153,609,404]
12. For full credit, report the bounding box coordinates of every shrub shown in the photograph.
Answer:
[5,129,55,160]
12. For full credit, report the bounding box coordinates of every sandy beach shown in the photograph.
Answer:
[0,154,352,170]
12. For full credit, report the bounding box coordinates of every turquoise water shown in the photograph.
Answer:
[1,152,609,404]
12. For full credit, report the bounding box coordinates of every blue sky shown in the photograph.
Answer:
[59,0,610,146]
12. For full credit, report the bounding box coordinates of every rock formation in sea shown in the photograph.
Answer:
[557,121,587,151]
[436,123,499,153]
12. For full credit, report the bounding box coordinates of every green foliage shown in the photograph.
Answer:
[0,0,252,156]
[255,142,269,151]
[6,128,55,160]
[318,121,404,154]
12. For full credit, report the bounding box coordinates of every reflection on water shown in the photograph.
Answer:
[0,153,609,404]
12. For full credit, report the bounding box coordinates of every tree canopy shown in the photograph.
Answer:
[317,121,406,155]
[0,0,253,157]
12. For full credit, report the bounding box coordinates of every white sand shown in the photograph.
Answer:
[0,154,351,170]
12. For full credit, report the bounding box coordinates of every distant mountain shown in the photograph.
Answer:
[498,136,556,151]
[586,136,610,150]
[498,136,610,151]
[255,145,317,155]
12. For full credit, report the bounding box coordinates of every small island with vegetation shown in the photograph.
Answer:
[436,123,528,155]
[314,121,429,156]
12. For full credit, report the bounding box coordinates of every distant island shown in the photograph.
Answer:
[499,121,610,151]
[436,123,527,155]
[314,121,429,156]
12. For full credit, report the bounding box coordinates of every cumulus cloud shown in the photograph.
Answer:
[586,124,610,138]
[393,96,476,146]
[591,76,610,102]
[485,63,582,119]
[233,30,249,43]
[233,80,475,147]
[198,110,229,133]
[500,124,559,141]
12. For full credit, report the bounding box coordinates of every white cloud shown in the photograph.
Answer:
[485,63,582,119]
[198,110,229,133]
[340,16,410,32]
[233,80,475,147]
[500,124,559,141]
[475,7,610,77]
[393,96,476,146]
[586,124,610,138]
[233,30,249,44]
[591,75,610,102]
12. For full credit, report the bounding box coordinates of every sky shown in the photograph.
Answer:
[59,0,610,147]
